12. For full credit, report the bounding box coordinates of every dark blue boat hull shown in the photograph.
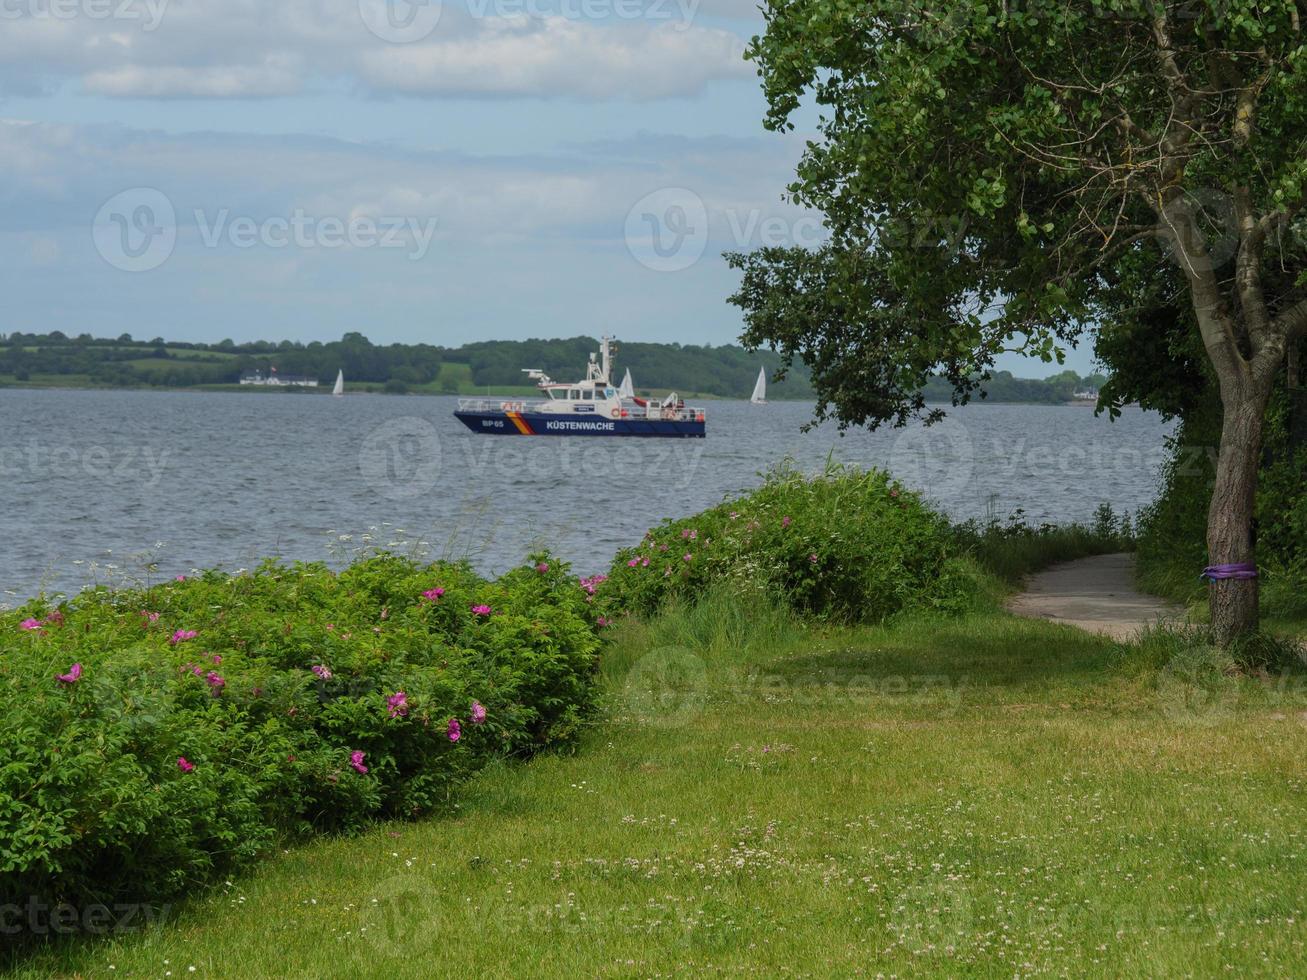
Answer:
[455,410,705,438]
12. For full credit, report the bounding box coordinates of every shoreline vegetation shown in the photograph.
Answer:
[5,465,1303,975]
[0,330,1109,404]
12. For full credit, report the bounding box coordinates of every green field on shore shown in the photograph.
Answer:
[11,591,1306,978]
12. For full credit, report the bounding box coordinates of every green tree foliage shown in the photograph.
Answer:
[732,0,1307,640]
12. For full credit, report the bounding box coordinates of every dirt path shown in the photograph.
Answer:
[1007,552,1185,641]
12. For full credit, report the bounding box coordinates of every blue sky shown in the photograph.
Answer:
[0,0,1096,375]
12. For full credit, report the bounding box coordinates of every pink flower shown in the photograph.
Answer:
[809,553,819,563]
[210,653,222,665]
[890,488,900,498]
[421,588,445,602]
[535,562,549,574]
[471,604,492,617]
[782,516,792,528]
[325,623,335,631]
[56,663,82,684]
[659,544,669,552]
[470,700,487,725]
[170,629,197,645]
[175,574,186,582]
[683,553,692,562]
[177,757,194,773]
[447,718,462,742]
[597,616,612,628]
[141,611,160,623]
[640,557,650,567]
[350,750,368,774]
[387,691,409,719]
[627,558,639,567]
[681,528,691,539]
[729,511,739,520]
[43,611,64,627]
[311,664,333,680]
[19,618,41,631]
[206,671,225,694]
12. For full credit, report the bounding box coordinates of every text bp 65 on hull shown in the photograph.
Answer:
[453,336,706,439]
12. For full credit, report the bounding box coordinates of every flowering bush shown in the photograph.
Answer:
[0,553,599,913]
[595,464,973,623]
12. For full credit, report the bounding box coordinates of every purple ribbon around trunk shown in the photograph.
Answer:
[1201,562,1259,582]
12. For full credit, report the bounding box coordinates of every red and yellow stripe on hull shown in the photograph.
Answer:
[505,411,535,435]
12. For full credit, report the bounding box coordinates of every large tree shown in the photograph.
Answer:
[730,0,1307,642]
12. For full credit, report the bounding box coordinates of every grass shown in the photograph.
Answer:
[10,582,1307,978]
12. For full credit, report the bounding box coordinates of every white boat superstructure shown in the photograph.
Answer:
[454,336,706,437]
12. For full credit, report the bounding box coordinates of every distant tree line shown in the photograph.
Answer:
[0,330,1106,402]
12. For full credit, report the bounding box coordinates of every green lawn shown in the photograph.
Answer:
[12,594,1307,978]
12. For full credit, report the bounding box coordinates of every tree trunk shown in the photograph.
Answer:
[1207,381,1272,645]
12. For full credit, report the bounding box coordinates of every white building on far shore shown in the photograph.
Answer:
[239,369,319,388]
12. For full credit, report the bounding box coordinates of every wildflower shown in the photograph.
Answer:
[177,757,194,773]
[890,488,900,498]
[809,553,819,563]
[19,618,41,631]
[175,575,186,582]
[597,616,611,628]
[535,562,549,574]
[206,671,225,694]
[56,663,83,684]
[683,553,692,562]
[681,528,690,539]
[43,611,65,627]
[210,654,222,665]
[421,588,445,602]
[470,700,487,725]
[311,664,333,680]
[729,511,739,520]
[447,718,462,742]
[325,623,335,631]
[627,559,639,567]
[141,611,160,623]
[782,516,792,528]
[170,629,198,645]
[350,750,368,774]
[387,691,409,719]
[640,557,650,567]
[471,604,492,617]
[689,529,698,540]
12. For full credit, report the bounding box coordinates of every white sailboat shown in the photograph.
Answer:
[332,370,344,397]
[750,367,766,405]
[618,368,635,400]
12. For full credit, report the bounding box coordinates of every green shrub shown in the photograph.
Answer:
[593,463,975,623]
[0,554,600,916]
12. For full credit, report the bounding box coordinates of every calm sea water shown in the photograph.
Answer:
[0,388,1174,601]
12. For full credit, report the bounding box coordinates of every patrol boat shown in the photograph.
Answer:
[454,337,706,438]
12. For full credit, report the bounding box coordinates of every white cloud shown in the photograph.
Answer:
[0,1,752,100]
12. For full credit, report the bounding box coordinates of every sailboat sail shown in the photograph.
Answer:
[332,370,344,397]
[618,368,635,400]
[750,367,766,404]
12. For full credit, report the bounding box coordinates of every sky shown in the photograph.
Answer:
[0,0,1097,376]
